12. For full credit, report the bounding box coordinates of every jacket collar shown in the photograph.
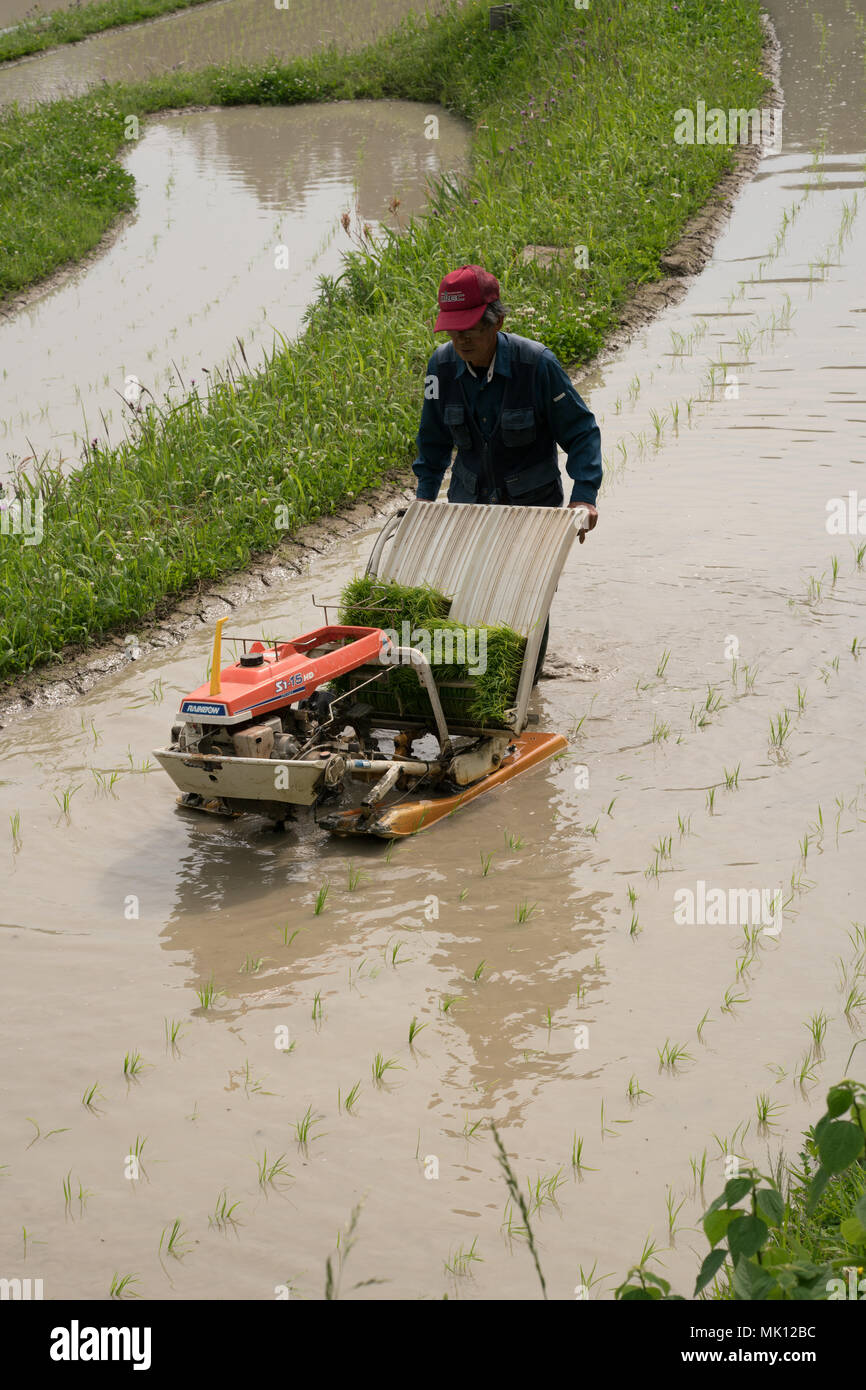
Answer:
[453,332,512,380]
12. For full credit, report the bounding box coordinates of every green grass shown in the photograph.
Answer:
[0,0,217,64]
[0,0,768,679]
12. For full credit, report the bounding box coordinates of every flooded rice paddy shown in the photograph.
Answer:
[0,100,470,476]
[1,0,865,1300]
[0,0,448,109]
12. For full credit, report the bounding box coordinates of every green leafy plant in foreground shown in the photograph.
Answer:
[615,1071,866,1300]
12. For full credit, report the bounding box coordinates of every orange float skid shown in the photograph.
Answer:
[319,731,567,838]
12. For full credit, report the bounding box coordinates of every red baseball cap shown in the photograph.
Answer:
[434,264,501,331]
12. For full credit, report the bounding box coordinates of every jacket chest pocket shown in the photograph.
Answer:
[443,404,473,450]
[500,408,537,447]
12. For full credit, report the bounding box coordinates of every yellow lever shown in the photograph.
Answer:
[210,617,227,696]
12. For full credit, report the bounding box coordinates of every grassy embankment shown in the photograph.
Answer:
[0,0,768,680]
[0,0,217,63]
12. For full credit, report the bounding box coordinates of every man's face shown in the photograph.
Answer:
[447,315,503,369]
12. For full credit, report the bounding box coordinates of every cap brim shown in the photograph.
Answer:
[434,304,487,331]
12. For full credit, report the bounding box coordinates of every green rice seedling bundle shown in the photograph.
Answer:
[334,577,525,727]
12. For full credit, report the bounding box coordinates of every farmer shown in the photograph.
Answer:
[412,264,601,542]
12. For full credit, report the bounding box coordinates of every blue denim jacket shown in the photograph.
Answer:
[412,332,602,506]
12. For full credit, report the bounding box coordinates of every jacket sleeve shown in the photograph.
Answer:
[412,352,454,500]
[536,350,603,506]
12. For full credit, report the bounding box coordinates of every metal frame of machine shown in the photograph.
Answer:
[154,500,584,838]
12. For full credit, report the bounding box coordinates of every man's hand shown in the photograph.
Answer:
[568,501,598,544]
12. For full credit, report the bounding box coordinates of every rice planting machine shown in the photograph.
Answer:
[154,500,585,838]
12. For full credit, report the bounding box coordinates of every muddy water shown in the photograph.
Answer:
[2,0,866,1301]
[0,101,468,475]
[0,0,448,108]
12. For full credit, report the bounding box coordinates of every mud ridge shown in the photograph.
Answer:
[0,16,782,723]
